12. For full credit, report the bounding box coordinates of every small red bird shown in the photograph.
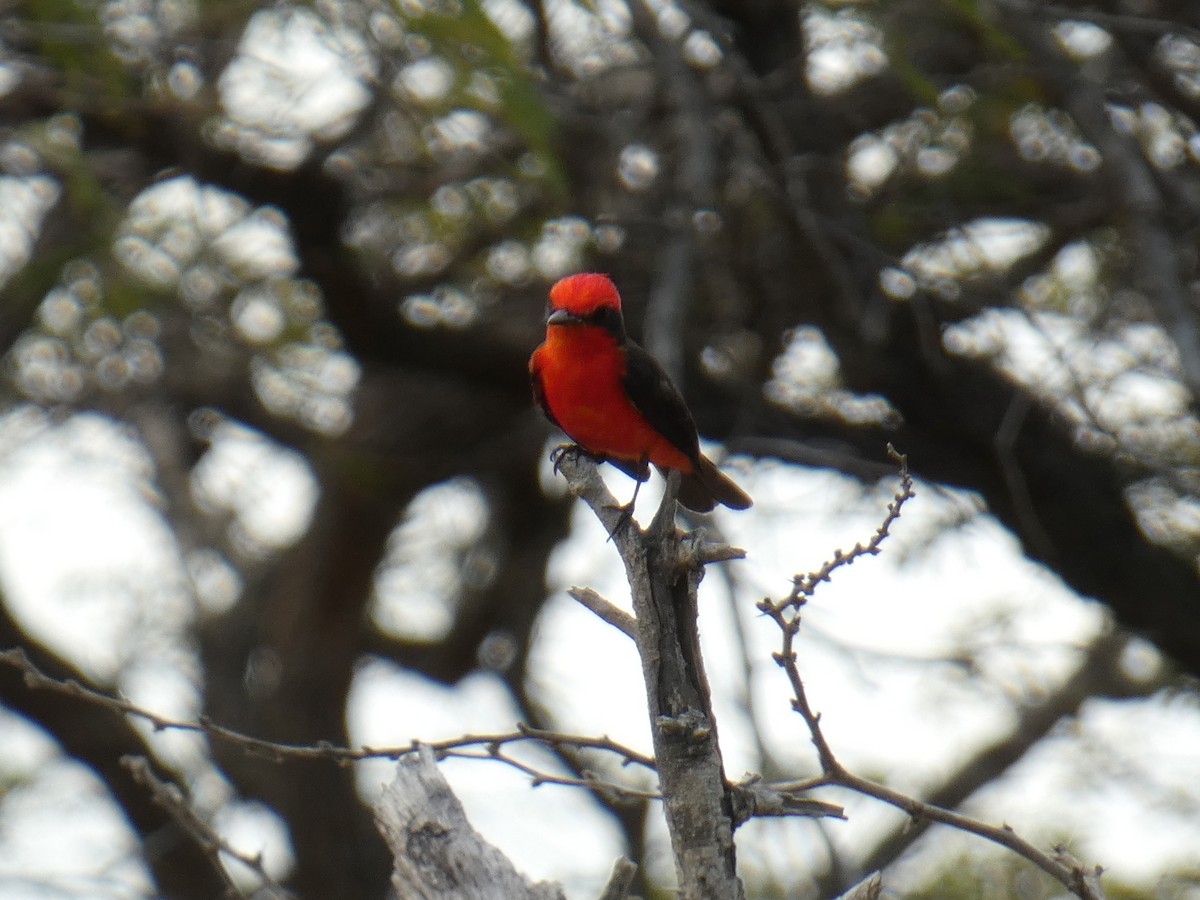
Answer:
[529,273,752,513]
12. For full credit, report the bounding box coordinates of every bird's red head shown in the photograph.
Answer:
[548,273,622,318]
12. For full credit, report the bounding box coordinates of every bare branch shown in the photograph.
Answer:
[831,767,1106,899]
[0,647,655,787]
[730,773,845,823]
[854,628,1158,879]
[569,587,637,639]
[838,874,883,900]
[553,451,747,899]
[597,857,639,900]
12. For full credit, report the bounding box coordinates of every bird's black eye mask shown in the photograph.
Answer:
[546,304,625,339]
[586,305,624,338]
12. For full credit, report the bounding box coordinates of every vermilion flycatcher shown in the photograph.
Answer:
[530,273,752,513]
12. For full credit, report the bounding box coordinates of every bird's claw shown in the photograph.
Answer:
[549,443,581,476]
[602,501,636,541]
[550,443,606,476]
[548,445,643,538]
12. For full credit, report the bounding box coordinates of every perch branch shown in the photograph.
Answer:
[552,451,747,899]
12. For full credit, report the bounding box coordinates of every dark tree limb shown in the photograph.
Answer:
[122,755,296,899]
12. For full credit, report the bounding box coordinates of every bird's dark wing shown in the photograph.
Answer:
[621,339,702,463]
[623,339,753,512]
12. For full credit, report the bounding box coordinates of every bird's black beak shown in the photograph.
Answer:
[547,308,582,326]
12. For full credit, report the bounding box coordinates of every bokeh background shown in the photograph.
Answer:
[1,1,1199,897]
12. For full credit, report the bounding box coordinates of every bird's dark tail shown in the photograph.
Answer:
[675,455,752,513]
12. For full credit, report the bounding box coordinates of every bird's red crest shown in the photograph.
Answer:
[549,273,622,317]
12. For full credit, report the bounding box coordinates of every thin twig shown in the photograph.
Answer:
[776,443,915,613]
[830,767,1105,898]
[569,587,637,639]
[1,644,838,828]
[442,745,661,802]
[0,646,654,772]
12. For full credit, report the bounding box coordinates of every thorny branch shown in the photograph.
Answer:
[759,446,1108,900]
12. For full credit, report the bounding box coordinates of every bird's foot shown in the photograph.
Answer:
[602,500,636,541]
[602,471,645,540]
[549,443,582,476]
[550,443,606,476]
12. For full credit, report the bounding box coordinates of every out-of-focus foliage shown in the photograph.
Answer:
[905,849,1200,900]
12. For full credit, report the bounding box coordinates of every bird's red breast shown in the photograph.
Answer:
[531,320,695,473]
